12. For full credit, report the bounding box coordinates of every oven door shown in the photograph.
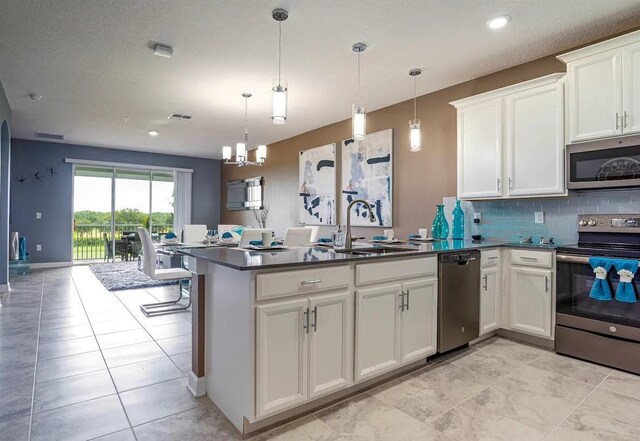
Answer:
[567,136,640,190]
[556,253,640,329]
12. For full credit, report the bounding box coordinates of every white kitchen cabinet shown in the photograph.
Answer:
[505,81,565,196]
[256,298,309,417]
[480,266,500,335]
[256,290,353,418]
[308,292,352,399]
[355,277,438,381]
[622,41,640,134]
[509,267,553,339]
[456,99,503,199]
[558,29,640,141]
[451,73,566,200]
[399,278,438,363]
[565,49,621,142]
[355,284,402,381]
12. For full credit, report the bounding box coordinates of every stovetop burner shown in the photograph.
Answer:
[557,242,640,259]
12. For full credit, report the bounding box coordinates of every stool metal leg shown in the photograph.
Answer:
[140,279,192,316]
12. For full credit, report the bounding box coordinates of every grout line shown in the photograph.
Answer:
[26,271,46,441]
[540,370,613,441]
[70,269,140,441]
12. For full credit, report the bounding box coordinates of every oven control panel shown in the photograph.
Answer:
[577,214,640,233]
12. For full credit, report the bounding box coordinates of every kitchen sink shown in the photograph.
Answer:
[334,246,417,255]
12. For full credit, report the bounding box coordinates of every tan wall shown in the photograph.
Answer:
[220,28,637,239]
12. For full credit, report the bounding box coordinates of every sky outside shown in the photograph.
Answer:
[73,176,174,212]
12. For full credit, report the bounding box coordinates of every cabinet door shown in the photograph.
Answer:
[256,298,308,418]
[510,267,552,338]
[399,278,438,363]
[308,291,352,399]
[506,82,565,196]
[480,267,500,335]
[355,284,402,381]
[567,49,622,142]
[623,41,640,134]
[457,99,503,199]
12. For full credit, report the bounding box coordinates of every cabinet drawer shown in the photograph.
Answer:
[356,257,436,286]
[257,266,351,301]
[481,249,501,267]
[510,249,552,268]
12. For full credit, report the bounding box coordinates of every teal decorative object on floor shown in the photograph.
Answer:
[452,199,465,240]
[432,205,449,239]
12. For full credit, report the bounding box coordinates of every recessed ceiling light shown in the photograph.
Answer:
[148,130,159,136]
[153,44,173,58]
[487,15,511,29]
[29,93,42,101]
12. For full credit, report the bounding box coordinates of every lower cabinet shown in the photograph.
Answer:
[355,278,437,381]
[256,291,352,418]
[509,266,553,338]
[480,266,500,335]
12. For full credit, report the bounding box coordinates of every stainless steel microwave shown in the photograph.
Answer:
[567,135,640,190]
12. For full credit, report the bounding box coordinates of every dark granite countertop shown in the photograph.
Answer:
[177,239,561,271]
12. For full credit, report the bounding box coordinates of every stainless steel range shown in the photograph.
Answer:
[555,214,640,374]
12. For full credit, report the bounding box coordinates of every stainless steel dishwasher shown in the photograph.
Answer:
[438,250,480,353]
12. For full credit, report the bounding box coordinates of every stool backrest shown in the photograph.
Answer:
[137,227,156,277]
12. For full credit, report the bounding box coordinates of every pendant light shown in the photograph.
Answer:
[222,93,267,166]
[408,68,422,152]
[352,43,367,141]
[271,8,289,125]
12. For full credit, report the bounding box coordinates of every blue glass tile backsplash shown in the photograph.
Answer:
[455,190,640,245]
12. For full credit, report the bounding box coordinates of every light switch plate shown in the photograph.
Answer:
[36,212,42,219]
[473,212,482,223]
[535,211,544,224]
[36,244,42,251]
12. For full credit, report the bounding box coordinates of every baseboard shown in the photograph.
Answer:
[497,328,555,349]
[29,261,73,269]
[0,283,9,293]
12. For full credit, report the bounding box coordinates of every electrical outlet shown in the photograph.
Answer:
[36,244,42,251]
[36,212,42,219]
[535,211,544,224]
[473,212,482,224]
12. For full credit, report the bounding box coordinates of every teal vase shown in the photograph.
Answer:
[452,200,465,240]
[432,205,449,240]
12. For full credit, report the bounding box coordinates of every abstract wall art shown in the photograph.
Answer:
[299,143,336,225]
[341,128,393,227]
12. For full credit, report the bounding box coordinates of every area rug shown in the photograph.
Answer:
[89,262,178,291]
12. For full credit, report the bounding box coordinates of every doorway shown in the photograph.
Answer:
[73,165,175,263]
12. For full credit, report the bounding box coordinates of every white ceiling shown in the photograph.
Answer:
[1,0,639,159]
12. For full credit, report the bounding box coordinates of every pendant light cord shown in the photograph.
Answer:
[413,75,417,120]
[244,96,249,146]
[278,21,282,86]
[357,51,361,102]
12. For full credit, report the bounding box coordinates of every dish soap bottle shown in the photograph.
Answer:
[452,200,465,240]
[432,205,449,240]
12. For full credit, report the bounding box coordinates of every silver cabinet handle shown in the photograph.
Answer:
[483,275,488,291]
[508,177,513,191]
[520,256,539,262]
[303,308,309,333]
[497,177,501,192]
[488,256,498,260]
[406,290,410,311]
[616,112,620,130]
[399,291,405,311]
[301,279,322,286]
[311,306,317,332]
[545,276,549,293]
[624,111,628,129]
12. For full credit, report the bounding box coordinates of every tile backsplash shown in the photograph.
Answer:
[450,190,640,245]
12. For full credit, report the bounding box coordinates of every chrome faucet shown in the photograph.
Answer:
[345,199,376,250]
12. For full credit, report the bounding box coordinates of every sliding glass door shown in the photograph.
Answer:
[73,165,175,262]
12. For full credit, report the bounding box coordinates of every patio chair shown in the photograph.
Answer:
[137,227,192,316]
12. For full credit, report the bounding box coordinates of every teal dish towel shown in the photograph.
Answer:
[613,259,638,303]
[589,257,613,301]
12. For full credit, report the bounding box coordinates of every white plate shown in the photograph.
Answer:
[247,245,288,251]
[407,237,436,242]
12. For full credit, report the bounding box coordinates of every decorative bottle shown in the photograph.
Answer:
[452,200,465,240]
[432,205,449,240]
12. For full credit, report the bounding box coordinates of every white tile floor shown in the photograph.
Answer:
[1,266,640,440]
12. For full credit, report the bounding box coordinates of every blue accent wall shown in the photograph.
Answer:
[10,138,221,264]
[0,80,11,287]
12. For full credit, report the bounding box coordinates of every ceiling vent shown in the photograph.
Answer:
[167,113,192,120]
[34,131,64,140]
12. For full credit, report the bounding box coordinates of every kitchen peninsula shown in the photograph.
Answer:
[179,239,557,435]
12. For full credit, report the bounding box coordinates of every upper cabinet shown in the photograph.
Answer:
[558,30,640,142]
[451,74,566,200]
